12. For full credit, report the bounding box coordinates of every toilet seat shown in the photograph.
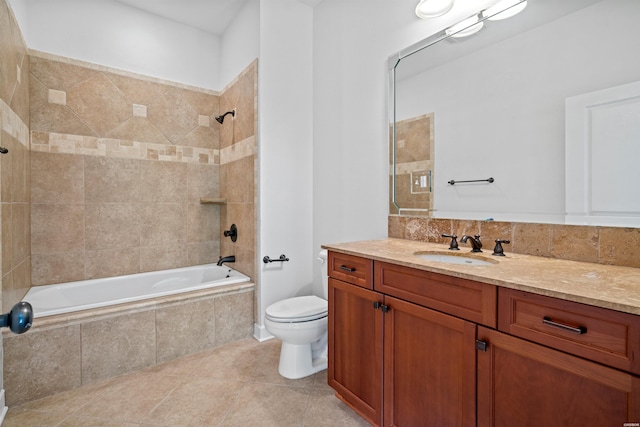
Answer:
[265,295,327,323]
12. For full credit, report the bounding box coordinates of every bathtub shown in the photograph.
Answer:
[25,264,251,318]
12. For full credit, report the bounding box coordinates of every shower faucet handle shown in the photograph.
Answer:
[223,224,238,242]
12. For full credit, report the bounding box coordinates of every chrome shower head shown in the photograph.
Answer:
[215,109,235,124]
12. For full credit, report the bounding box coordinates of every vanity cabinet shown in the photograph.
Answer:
[328,252,490,426]
[327,250,639,426]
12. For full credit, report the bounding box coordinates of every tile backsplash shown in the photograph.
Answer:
[389,215,640,268]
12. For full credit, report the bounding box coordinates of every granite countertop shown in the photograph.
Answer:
[322,238,640,316]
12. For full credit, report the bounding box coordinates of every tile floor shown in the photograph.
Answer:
[3,338,371,427]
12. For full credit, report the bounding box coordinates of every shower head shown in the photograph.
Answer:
[215,109,235,124]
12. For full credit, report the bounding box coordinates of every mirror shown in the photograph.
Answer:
[390,0,640,226]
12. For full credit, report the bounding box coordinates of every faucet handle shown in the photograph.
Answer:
[441,234,460,250]
[492,239,511,256]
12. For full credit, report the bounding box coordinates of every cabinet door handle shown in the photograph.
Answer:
[542,316,587,335]
[340,265,356,272]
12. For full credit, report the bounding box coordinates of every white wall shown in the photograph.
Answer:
[254,0,314,340]
[310,0,494,293]
[22,0,221,90]
[220,0,260,89]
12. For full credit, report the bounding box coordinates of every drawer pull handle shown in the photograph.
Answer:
[340,265,356,272]
[542,316,587,335]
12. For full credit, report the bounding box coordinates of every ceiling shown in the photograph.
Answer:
[114,0,323,36]
[114,0,249,35]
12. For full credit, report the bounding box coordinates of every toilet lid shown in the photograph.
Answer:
[265,295,328,322]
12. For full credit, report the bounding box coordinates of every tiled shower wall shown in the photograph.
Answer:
[219,61,257,283]
[28,53,258,286]
[0,0,31,313]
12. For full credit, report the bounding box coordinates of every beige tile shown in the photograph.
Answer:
[10,203,31,267]
[31,252,85,286]
[81,310,156,384]
[139,159,188,203]
[2,202,12,273]
[187,163,219,203]
[188,203,218,243]
[58,416,139,427]
[249,340,316,388]
[3,257,30,311]
[187,240,219,265]
[3,325,82,406]
[139,243,189,272]
[108,116,171,145]
[599,227,640,268]
[550,224,599,263]
[31,151,84,203]
[480,221,514,254]
[145,376,244,426]
[176,87,219,117]
[221,155,254,204]
[512,222,552,257]
[30,56,98,92]
[31,203,84,254]
[195,339,265,382]
[78,371,180,423]
[214,291,254,346]
[139,203,187,246]
[66,73,132,136]
[304,388,372,427]
[147,87,199,144]
[105,72,171,106]
[85,203,140,250]
[30,103,97,135]
[2,408,67,427]
[223,382,312,426]
[84,247,140,279]
[84,156,139,203]
[10,138,28,202]
[156,297,217,363]
[180,125,218,149]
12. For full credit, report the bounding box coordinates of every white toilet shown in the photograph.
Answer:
[264,250,329,379]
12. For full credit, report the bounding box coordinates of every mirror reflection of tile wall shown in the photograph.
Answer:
[390,113,434,216]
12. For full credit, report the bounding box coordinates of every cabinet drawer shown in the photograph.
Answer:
[374,261,497,327]
[498,288,640,375]
[328,251,373,289]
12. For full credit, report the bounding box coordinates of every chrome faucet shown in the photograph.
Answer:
[217,255,236,266]
[460,234,483,252]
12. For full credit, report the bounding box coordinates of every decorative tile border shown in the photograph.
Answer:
[0,98,29,147]
[220,135,256,165]
[31,131,220,165]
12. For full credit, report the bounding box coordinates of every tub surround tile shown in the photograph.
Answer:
[139,243,189,273]
[81,309,156,385]
[214,291,254,346]
[156,298,217,363]
[84,247,140,280]
[11,203,29,268]
[139,160,188,203]
[3,325,81,406]
[31,203,84,254]
[84,203,140,250]
[31,152,84,203]
[84,156,139,203]
[30,252,85,286]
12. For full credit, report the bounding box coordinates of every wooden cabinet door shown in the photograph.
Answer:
[383,296,477,427]
[477,327,640,427]
[328,277,384,426]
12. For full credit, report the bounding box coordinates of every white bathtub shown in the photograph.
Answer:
[25,264,251,318]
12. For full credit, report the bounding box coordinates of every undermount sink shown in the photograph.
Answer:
[414,252,497,266]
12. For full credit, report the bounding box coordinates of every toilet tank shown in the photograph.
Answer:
[317,250,328,299]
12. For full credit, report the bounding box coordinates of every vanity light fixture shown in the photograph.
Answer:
[445,14,484,38]
[484,0,527,21]
[415,0,455,19]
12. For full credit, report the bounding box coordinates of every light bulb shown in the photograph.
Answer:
[445,15,484,38]
[415,0,455,19]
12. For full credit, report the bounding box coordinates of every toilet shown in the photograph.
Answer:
[264,250,329,379]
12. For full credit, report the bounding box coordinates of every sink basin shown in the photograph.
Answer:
[414,252,497,266]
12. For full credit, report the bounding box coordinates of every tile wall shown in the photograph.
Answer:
[219,61,258,283]
[0,0,31,313]
[28,53,258,286]
[389,215,640,268]
[390,114,434,216]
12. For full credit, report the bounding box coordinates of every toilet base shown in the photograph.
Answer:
[278,341,328,379]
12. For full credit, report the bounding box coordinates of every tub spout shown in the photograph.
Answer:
[217,255,236,266]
